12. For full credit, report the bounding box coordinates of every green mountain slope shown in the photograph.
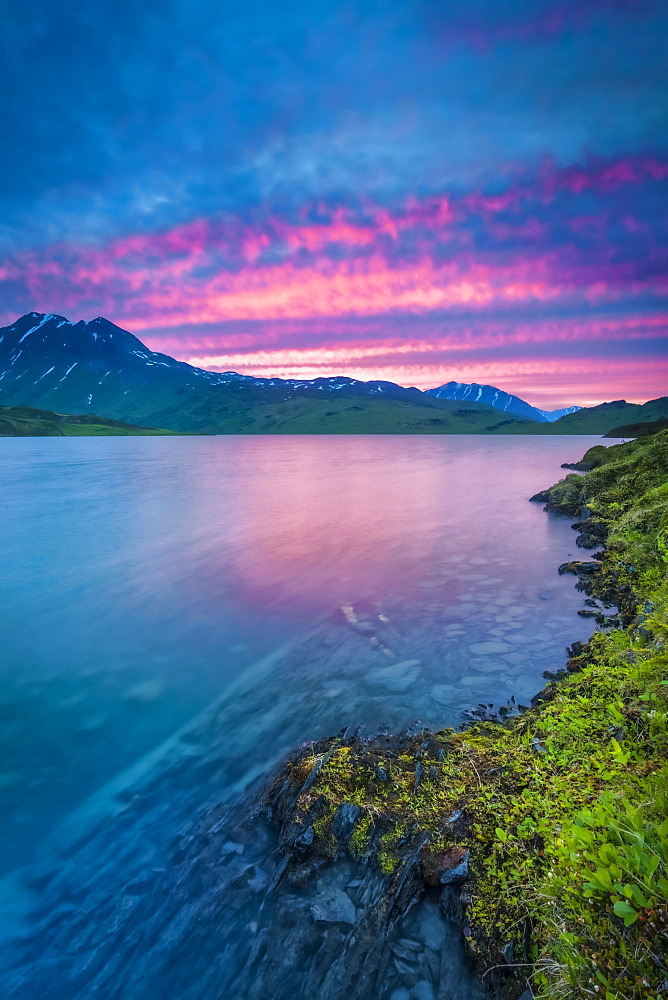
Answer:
[131,386,535,434]
[0,405,174,437]
[4,388,665,438]
[0,397,533,436]
[603,417,668,438]
[543,396,668,434]
[481,396,668,435]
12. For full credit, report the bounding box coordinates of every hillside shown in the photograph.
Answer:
[603,417,668,438]
[165,392,534,434]
[487,396,668,436]
[545,396,668,434]
[0,405,174,437]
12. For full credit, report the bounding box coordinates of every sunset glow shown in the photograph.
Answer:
[2,1,667,407]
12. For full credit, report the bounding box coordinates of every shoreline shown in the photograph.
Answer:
[262,430,668,999]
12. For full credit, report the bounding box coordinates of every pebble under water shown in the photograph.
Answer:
[0,434,608,999]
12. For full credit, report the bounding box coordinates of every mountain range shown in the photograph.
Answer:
[0,312,665,435]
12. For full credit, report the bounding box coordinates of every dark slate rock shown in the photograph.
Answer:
[529,489,550,503]
[331,802,362,843]
[294,825,315,847]
[439,851,470,885]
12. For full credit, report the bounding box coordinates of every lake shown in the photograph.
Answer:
[0,434,605,998]
[0,434,603,870]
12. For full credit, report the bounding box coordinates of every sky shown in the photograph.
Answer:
[1,0,667,407]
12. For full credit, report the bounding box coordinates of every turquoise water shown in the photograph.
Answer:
[0,434,603,874]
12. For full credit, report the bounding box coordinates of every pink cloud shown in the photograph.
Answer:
[3,177,665,333]
[149,312,667,409]
[1,152,666,410]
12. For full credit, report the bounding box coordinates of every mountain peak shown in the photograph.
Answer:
[426,380,580,423]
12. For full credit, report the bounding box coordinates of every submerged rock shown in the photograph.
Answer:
[366,660,421,692]
[123,679,165,702]
[310,887,357,925]
[430,684,457,705]
[468,641,512,655]
[221,840,245,855]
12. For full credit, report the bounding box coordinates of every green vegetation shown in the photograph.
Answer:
[523,396,668,436]
[9,389,666,437]
[38,391,668,436]
[105,385,537,435]
[0,404,175,436]
[270,430,668,999]
[603,418,668,439]
[197,392,667,437]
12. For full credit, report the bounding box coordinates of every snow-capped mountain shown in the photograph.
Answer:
[0,313,428,405]
[425,381,580,423]
[0,313,444,429]
[0,313,580,432]
[0,312,233,391]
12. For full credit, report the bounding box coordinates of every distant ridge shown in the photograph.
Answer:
[0,403,173,437]
[0,313,662,435]
[426,380,580,422]
[604,418,668,438]
[537,397,668,435]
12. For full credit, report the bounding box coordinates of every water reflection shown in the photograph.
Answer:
[0,434,604,871]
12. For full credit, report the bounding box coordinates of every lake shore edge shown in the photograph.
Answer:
[263,430,668,999]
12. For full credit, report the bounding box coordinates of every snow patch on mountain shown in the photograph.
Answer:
[426,381,580,423]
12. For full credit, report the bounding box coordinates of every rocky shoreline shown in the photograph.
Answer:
[259,431,668,999]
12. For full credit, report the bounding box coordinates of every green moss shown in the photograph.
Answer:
[349,813,374,857]
[271,431,668,999]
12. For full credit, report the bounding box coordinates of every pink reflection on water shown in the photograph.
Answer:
[182,435,581,617]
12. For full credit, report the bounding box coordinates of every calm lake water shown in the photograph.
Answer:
[0,434,603,877]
